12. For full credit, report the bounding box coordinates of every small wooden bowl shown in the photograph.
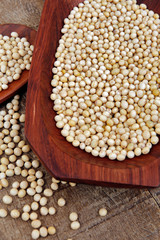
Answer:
[25,0,160,187]
[0,24,36,104]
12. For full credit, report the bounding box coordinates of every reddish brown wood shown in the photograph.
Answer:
[25,0,160,187]
[0,24,36,104]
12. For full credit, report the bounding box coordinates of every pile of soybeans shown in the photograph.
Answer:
[0,95,107,240]
[0,32,33,91]
[51,0,160,161]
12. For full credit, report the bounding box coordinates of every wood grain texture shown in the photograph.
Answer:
[25,0,160,187]
[0,0,44,30]
[0,24,36,104]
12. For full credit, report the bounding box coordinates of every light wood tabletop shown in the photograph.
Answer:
[0,1,160,240]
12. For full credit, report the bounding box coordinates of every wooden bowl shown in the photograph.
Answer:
[0,24,36,104]
[25,0,160,187]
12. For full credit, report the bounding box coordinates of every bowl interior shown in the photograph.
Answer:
[39,0,160,170]
[0,24,36,104]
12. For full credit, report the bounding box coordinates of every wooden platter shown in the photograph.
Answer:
[0,24,36,104]
[25,0,160,187]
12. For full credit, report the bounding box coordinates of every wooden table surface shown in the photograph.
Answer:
[0,1,160,240]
